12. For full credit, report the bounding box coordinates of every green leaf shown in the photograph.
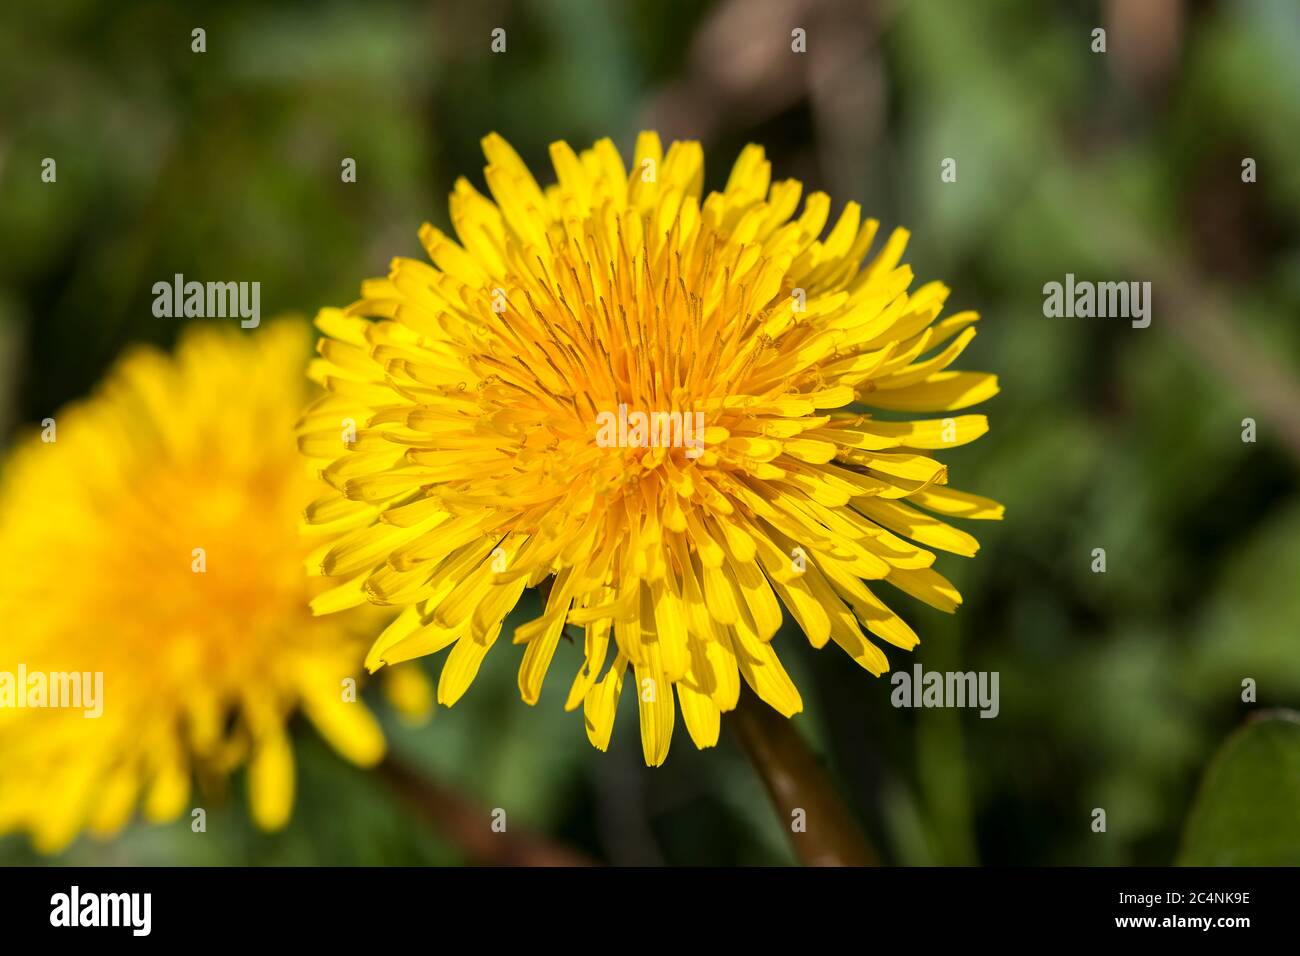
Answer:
[1178,711,1300,866]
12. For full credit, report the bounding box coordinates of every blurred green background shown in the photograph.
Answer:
[2,0,1298,865]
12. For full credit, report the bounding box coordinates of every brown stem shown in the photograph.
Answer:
[377,755,598,867]
[730,690,878,866]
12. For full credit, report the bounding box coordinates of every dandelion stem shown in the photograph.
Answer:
[730,690,878,866]
[377,755,598,866]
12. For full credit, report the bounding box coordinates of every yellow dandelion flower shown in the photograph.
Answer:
[302,132,1003,767]
[0,321,410,853]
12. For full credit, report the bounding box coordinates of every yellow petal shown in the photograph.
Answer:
[677,682,721,749]
[248,729,294,832]
[584,655,627,751]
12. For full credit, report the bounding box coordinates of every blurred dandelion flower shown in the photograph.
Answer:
[0,322,420,853]
[302,132,1002,766]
